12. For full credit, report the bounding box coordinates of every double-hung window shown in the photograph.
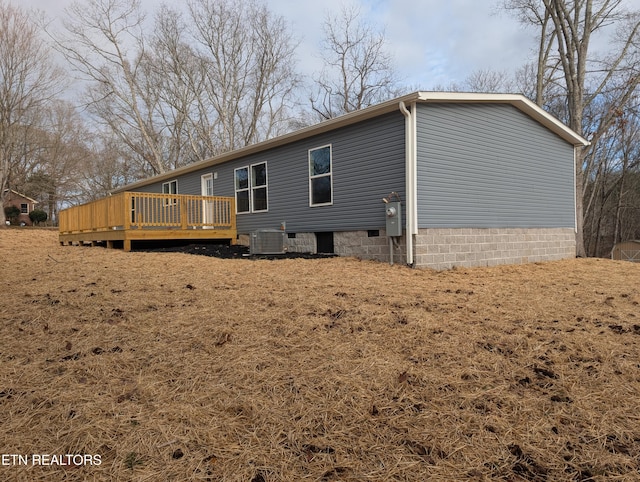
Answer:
[251,163,268,212]
[162,180,178,206]
[235,168,250,213]
[235,162,268,214]
[309,145,332,206]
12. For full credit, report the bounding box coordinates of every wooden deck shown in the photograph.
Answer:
[59,192,237,251]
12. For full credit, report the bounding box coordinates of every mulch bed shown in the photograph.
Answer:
[138,242,337,260]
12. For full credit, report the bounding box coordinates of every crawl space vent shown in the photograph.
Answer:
[250,229,286,255]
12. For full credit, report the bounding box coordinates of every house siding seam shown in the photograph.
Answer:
[416,103,576,229]
[138,111,406,235]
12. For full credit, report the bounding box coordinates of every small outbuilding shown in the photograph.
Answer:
[611,240,640,262]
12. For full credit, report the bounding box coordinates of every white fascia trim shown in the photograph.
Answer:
[6,190,39,204]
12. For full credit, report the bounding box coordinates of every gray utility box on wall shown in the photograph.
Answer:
[250,229,286,255]
[385,201,402,237]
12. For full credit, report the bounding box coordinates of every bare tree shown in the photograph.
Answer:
[80,132,139,200]
[0,1,64,226]
[186,0,300,154]
[56,0,167,175]
[611,112,640,247]
[311,4,399,120]
[501,0,561,105]
[435,68,516,93]
[141,5,200,168]
[56,0,299,179]
[503,0,640,257]
[466,69,514,92]
[24,101,90,222]
[582,95,640,256]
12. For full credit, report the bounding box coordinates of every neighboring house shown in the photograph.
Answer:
[3,190,38,226]
[112,91,589,269]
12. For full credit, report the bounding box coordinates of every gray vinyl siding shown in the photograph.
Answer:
[416,103,576,228]
[139,112,406,234]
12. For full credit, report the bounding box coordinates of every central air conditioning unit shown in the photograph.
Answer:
[250,229,286,255]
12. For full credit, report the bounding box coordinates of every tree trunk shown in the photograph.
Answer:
[613,151,629,248]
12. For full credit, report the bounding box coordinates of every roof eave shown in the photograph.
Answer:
[3,189,39,203]
[114,91,588,193]
[113,92,422,193]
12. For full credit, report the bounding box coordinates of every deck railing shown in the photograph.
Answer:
[59,192,236,234]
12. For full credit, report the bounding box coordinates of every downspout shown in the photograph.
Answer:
[399,101,417,266]
[574,146,578,236]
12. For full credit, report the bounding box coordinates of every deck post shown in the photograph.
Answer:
[180,196,188,230]
[124,193,132,231]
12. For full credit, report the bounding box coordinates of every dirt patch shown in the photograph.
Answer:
[1,228,640,481]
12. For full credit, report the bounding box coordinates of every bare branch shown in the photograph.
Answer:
[0,1,65,225]
[311,4,399,120]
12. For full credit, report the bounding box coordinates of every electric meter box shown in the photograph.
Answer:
[385,201,402,237]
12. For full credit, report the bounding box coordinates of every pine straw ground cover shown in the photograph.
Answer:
[1,229,639,481]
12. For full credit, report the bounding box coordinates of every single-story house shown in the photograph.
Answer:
[111,91,589,269]
[3,190,38,226]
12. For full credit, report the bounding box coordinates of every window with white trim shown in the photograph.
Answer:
[162,179,178,206]
[235,167,250,213]
[251,163,268,212]
[20,203,28,214]
[309,145,332,206]
[235,162,268,214]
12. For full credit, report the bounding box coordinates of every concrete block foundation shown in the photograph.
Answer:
[414,227,576,270]
[284,230,406,264]
[265,227,576,270]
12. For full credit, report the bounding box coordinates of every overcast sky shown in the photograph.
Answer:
[19,0,640,91]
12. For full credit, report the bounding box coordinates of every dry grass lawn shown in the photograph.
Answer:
[1,228,639,481]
